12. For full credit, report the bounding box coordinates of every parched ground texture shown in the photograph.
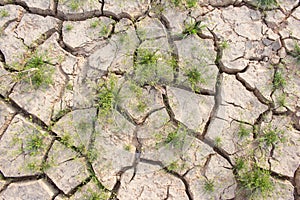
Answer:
[0,0,300,199]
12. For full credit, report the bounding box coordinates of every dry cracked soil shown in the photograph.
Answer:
[0,0,300,199]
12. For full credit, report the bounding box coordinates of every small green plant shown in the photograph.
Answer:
[87,148,98,162]
[186,68,205,91]
[257,0,278,8]
[65,24,73,31]
[26,134,44,155]
[166,161,180,171]
[214,136,222,147]
[186,0,197,8]
[18,53,54,89]
[100,24,110,36]
[183,21,206,35]
[136,48,158,66]
[124,144,132,151]
[238,124,252,139]
[238,165,273,198]
[0,9,9,18]
[90,20,100,28]
[60,133,73,147]
[277,93,286,107]
[291,42,300,63]
[97,75,118,116]
[273,71,286,90]
[204,179,215,193]
[234,158,246,171]
[83,188,110,200]
[258,127,285,147]
[220,40,229,50]
[67,0,81,11]
[163,127,186,148]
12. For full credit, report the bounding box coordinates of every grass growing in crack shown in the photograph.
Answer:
[186,67,206,91]
[277,93,286,107]
[166,161,180,171]
[0,9,9,18]
[220,40,229,50]
[214,136,222,147]
[291,42,300,63]
[97,75,119,116]
[183,21,206,36]
[83,188,110,200]
[257,0,278,8]
[18,53,54,89]
[136,48,158,66]
[60,133,73,147]
[238,124,252,139]
[273,71,286,90]
[238,165,273,198]
[26,134,44,156]
[234,158,246,171]
[204,179,215,193]
[258,127,285,147]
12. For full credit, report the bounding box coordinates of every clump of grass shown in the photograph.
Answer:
[183,21,206,35]
[166,161,179,171]
[238,165,273,198]
[65,24,73,31]
[186,68,206,91]
[238,124,252,139]
[257,0,278,8]
[136,48,158,66]
[19,53,54,89]
[26,134,44,156]
[90,19,100,28]
[291,42,300,63]
[273,70,286,90]
[163,127,186,148]
[97,75,118,116]
[220,40,229,50]
[83,188,110,200]
[68,0,81,11]
[204,179,215,193]
[0,9,9,18]
[214,136,222,147]
[258,127,285,147]
[186,0,197,8]
[234,158,246,171]
[277,93,286,107]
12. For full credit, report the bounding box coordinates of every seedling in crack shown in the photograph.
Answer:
[238,124,252,139]
[183,21,206,36]
[257,0,278,8]
[238,164,273,198]
[273,70,286,90]
[136,48,158,66]
[186,68,206,91]
[291,42,300,63]
[83,188,110,200]
[258,127,285,147]
[97,75,119,116]
[18,53,54,89]
[214,136,222,147]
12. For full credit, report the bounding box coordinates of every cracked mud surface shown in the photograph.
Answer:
[0,0,300,199]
